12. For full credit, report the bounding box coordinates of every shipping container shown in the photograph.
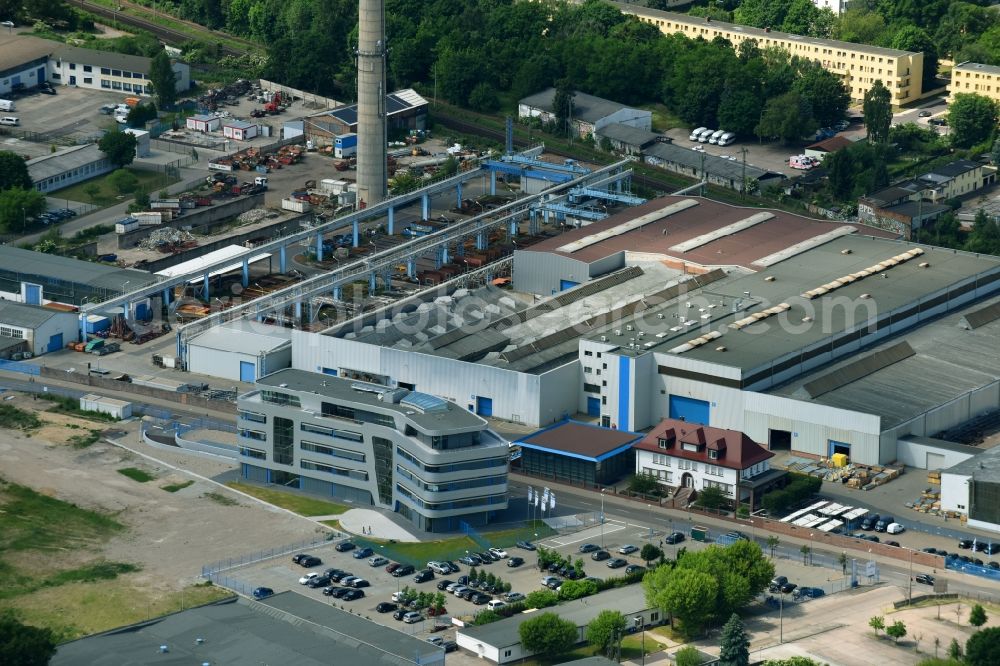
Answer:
[282,198,311,213]
[133,212,164,226]
[151,199,181,209]
[84,315,111,334]
[115,218,139,234]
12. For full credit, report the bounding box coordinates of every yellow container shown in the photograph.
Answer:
[831,453,849,468]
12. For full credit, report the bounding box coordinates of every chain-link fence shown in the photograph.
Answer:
[201,535,341,577]
[204,572,254,597]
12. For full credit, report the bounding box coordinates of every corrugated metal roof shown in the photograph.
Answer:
[596,122,660,147]
[644,142,775,181]
[961,301,1000,330]
[519,88,645,124]
[0,34,56,71]
[0,301,64,328]
[801,341,915,399]
[27,144,107,183]
[0,246,155,292]
[189,321,292,354]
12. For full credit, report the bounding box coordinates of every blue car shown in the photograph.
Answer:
[252,587,274,600]
[353,547,374,559]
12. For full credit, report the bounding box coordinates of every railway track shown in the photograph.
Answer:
[66,0,253,57]
[433,113,687,193]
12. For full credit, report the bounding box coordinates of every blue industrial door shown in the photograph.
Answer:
[11,75,20,86]
[668,395,710,425]
[24,284,41,305]
[47,333,63,353]
[321,367,338,376]
[69,76,76,85]
[828,439,851,458]
[476,396,493,417]
[559,279,579,291]
[587,396,601,416]
[37,67,45,83]
[239,361,256,382]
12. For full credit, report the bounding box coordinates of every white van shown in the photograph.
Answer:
[697,128,715,142]
[886,523,905,534]
[718,132,736,146]
[689,126,707,141]
[0,116,19,126]
[0,99,14,112]
[789,155,814,170]
[708,130,726,144]
[487,600,508,611]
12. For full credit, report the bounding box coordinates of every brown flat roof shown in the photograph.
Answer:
[0,34,56,72]
[518,421,642,460]
[527,196,895,269]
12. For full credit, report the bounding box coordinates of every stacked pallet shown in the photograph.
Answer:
[927,470,942,485]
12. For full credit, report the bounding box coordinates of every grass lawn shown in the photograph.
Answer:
[161,480,195,493]
[355,522,557,566]
[226,482,350,517]
[516,633,664,666]
[51,168,178,209]
[642,103,685,132]
[7,579,232,640]
[0,404,42,431]
[117,467,155,483]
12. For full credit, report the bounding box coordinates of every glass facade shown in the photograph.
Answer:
[518,448,635,486]
[273,417,295,465]
[372,436,394,505]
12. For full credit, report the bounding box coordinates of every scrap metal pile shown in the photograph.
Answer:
[138,228,196,253]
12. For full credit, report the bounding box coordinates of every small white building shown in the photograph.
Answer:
[635,418,781,508]
[186,114,221,133]
[186,321,292,383]
[0,301,79,356]
[27,144,113,194]
[223,120,259,141]
[941,447,1000,534]
[518,88,652,139]
[80,394,133,419]
[123,128,151,158]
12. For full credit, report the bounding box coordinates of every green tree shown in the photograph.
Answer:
[891,26,938,92]
[965,628,1000,666]
[552,79,576,138]
[766,536,780,559]
[126,102,158,128]
[519,612,578,659]
[107,169,140,195]
[837,552,848,575]
[970,603,988,628]
[559,578,598,601]
[468,82,500,112]
[98,131,138,168]
[0,187,46,233]
[869,615,885,636]
[644,566,718,637]
[0,610,57,666]
[696,485,727,511]
[586,609,627,658]
[629,473,659,494]
[965,210,1000,256]
[641,543,663,567]
[834,8,890,46]
[524,589,559,609]
[948,93,999,149]
[0,151,32,190]
[756,90,817,145]
[949,637,963,660]
[800,544,812,566]
[886,620,907,643]
[676,645,704,666]
[991,138,1000,166]
[793,64,849,128]
[863,80,892,144]
[719,613,750,666]
[149,50,178,108]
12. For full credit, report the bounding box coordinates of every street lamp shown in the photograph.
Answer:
[600,488,608,548]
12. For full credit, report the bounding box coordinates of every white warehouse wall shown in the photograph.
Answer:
[940,472,970,514]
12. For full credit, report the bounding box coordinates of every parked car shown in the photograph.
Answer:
[874,516,895,532]
[779,582,797,594]
[353,547,374,559]
[385,562,401,574]
[915,573,935,585]
[442,640,458,653]
[292,553,312,565]
[618,545,639,555]
[794,586,825,600]
[918,110,932,117]
[341,589,364,601]
[541,576,561,589]
[625,565,646,575]
[369,556,389,567]
[459,555,479,566]
[516,541,537,551]
[392,608,408,621]
[426,636,443,646]
[860,514,880,531]
[376,602,397,613]
[299,556,322,568]
[922,547,939,554]
[459,588,477,600]
[477,551,497,563]
[987,543,1000,555]
[665,532,685,545]
[607,558,627,569]
[306,575,332,588]
[321,586,339,596]
[251,587,274,600]
[393,564,416,577]
[504,591,526,603]
[299,572,321,585]
[335,541,356,552]
[507,556,524,568]
[725,531,750,542]
[592,550,611,561]
[445,561,461,573]
[428,561,451,575]
[489,547,509,559]
[579,544,600,553]
[340,576,359,587]
[471,593,490,605]
[348,578,370,588]
[769,576,788,593]
[959,539,974,550]
[403,611,423,624]
[330,571,353,583]
[689,126,708,141]
[414,569,435,583]
[885,541,901,548]
[435,578,453,591]
[451,585,470,597]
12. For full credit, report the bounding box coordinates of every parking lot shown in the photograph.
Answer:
[1,84,125,140]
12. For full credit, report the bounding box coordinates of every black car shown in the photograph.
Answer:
[665,531,685,545]
[769,576,788,593]
[989,562,1000,570]
[625,565,646,575]
[457,575,470,585]
[921,547,939,555]
[341,589,365,601]
[437,579,455,591]
[793,587,825,600]
[39,85,56,95]
[478,551,496,563]
[306,575,332,588]
[973,541,989,553]
[986,543,1000,555]
[414,569,435,583]
[330,571,352,583]
[467,578,481,589]
[445,561,461,573]
[579,544,600,553]
[915,574,935,585]
[459,588,477,600]
[517,541,537,551]
[565,569,585,580]
[507,557,524,568]
[336,541,357,552]
[442,640,458,653]
[393,564,416,577]
[354,547,374,559]
[376,602,397,613]
[349,578,370,588]
[607,558,627,569]
[860,514,880,531]
[471,593,490,605]
[292,553,312,564]
[324,568,345,578]
[958,539,974,550]
[546,563,561,573]
[321,586,339,596]
[252,587,274,600]
[393,608,408,621]
[592,550,611,561]
[331,587,352,598]
[300,556,322,567]
[779,582,797,594]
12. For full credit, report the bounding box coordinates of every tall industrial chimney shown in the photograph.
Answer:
[356,0,388,208]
